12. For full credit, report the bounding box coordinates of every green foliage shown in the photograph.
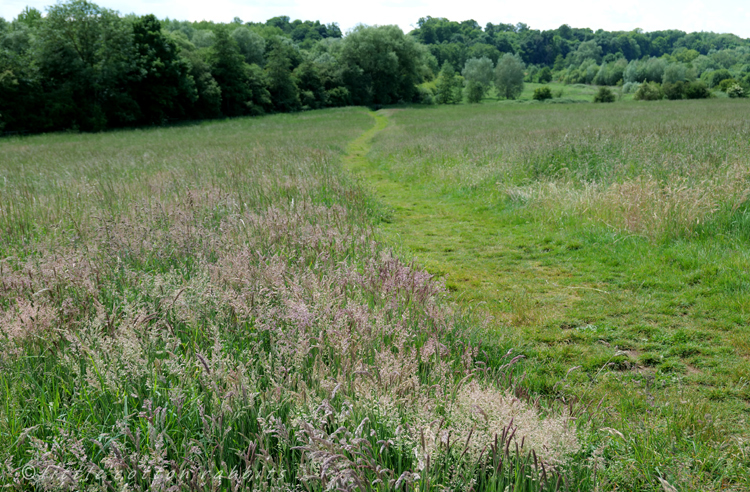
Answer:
[414,84,435,104]
[593,86,616,102]
[718,78,738,92]
[245,63,273,114]
[674,48,699,63]
[533,86,553,101]
[663,81,685,100]
[293,61,326,109]
[593,59,627,86]
[633,81,664,101]
[624,57,668,84]
[495,53,525,100]
[573,40,602,65]
[231,26,265,65]
[708,68,732,88]
[263,15,341,48]
[662,63,687,84]
[326,86,350,106]
[537,66,553,83]
[4,2,750,135]
[685,81,710,99]
[211,26,257,116]
[462,56,494,103]
[436,61,462,104]
[462,57,494,87]
[179,48,222,118]
[131,15,196,125]
[465,80,484,103]
[340,25,422,105]
[34,0,140,130]
[266,43,300,112]
[727,84,745,98]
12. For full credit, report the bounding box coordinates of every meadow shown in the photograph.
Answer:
[0,97,748,491]
[361,98,750,490]
[0,108,582,491]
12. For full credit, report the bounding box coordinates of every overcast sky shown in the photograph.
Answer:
[3,0,749,38]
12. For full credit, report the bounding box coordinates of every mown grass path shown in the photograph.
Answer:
[345,111,588,339]
[344,109,750,490]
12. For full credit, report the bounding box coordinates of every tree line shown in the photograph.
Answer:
[2,2,749,134]
[414,16,750,101]
[0,1,431,133]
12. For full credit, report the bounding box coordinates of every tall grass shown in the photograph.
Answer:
[370,100,750,241]
[0,109,584,490]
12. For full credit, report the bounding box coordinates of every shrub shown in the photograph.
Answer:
[622,81,641,94]
[593,86,616,103]
[326,86,351,106]
[727,84,745,98]
[532,86,552,101]
[537,66,552,83]
[414,85,435,104]
[684,81,710,99]
[634,82,664,101]
[663,81,685,100]
[708,69,732,88]
[718,78,739,92]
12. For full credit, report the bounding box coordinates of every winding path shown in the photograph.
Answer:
[342,110,584,328]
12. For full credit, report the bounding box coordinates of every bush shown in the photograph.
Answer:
[684,81,710,99]
[663,81,685,100]
[622,81,641,94]
[727,84,745,98]
[718,78,738,92]
[708,69,732,88]
[532,86,552,101]
[326,86,351,107]
[633,82,664,101]
[537,66,552,83]
[414,85,435,104]
[593,87,616,103]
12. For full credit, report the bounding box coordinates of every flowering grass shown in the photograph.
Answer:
[0,108,585,490]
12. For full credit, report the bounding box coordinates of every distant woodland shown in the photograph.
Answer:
[2,0,750,133]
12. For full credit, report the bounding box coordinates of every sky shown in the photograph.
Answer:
[2,0,750,38]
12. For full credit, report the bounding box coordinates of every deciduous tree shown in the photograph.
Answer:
[35,0,140,130]
[436,61,462,104]
[341,25,422,105]
[131,14,196,125]
[462,56,493,102]
[494,53,525,100]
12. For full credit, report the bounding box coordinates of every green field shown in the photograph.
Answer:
[1,98,749,491]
